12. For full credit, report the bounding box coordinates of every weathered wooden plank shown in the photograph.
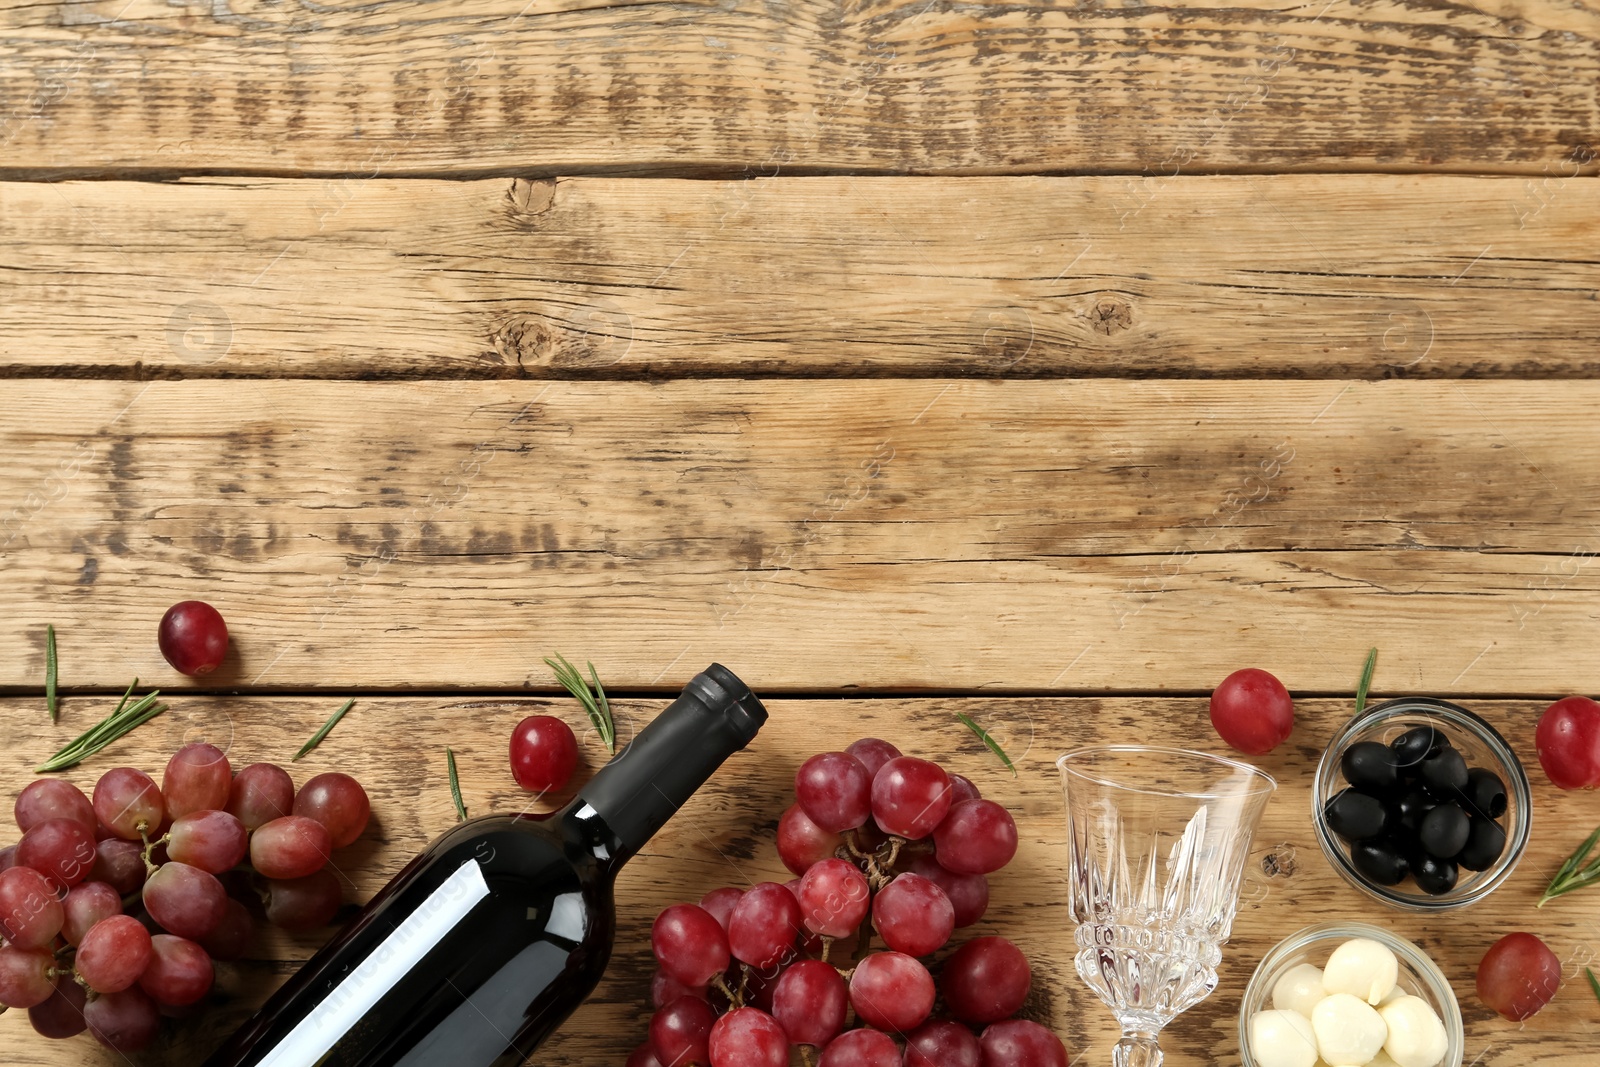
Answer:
[3,175,1599,378]
[1,0,1597,176]
[6,378,1600,692]
[0,695,1592,1066]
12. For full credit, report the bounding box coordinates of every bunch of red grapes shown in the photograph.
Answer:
[636,737,1067,1067]
[0,744,370,1052]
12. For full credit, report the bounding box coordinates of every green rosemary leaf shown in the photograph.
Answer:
[447,748,468,821]
[36,689,166,773]
[294,698,355,762]
[1587,966,1600,1007]
[586,661,615,752]
[1355,647,1378,714]
[45,624,59,722]
[957,712,1017,777]
[111,677,138,718]
[1538,823,1600,907]
[544,653,615,753]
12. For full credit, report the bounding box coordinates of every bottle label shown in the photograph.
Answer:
[255,859,491,1067]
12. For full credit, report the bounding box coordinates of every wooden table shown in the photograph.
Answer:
[3,2,1599,1064]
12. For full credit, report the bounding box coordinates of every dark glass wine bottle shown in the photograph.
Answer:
[202,664,767,1067]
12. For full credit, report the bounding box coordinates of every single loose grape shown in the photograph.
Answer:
[1477,932,1560,1020]
[1210,667,1295,754]
[157,600,229,676]
[509,715,580,794]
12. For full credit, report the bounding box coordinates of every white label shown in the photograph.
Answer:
[255,858,492,1067]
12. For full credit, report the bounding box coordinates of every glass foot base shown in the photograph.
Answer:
[1113,1034,1163,1067]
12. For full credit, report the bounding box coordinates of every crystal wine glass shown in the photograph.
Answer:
[1058,745,1276,1067]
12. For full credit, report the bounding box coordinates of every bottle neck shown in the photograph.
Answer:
[573,664,766,861]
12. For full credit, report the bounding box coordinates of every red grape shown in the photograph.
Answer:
[76,914,154,993]
[1477,932,1561,1020]
[293,772,371,848]
[797,857,871,938]
[979,1020,1068,1067]
[0,945,57,1009]
[652,903,731,986]
[85,984,162,1052]
[708,1006,788,1067]
[251,815,332,879]
[158,599,229,676]
[778,803,842,875]
[849,950,935,1033]
[167,809,249,874]
[651,970,708,1009]
[28,973,88,1038]
[139,933,213,1006]
[871,873,954,957]
[0,844,14,871]
[728,882,803,969]
[0,865,65,949]
[649,994,717,1067]
[91,837,148,895]
[905,854,989,928]
[819,1027,900,1067]
[771,958,848,1047]
[264,869,343,931]
[949,774,981,804]
[698,886,743,932]
[509,715,579,794]
[164,742,233,819]
[93,767,165,840]
[200,897,255,960]
[871,757,952,840]
[227,762,295,830]
[846,738,902,780]
[906,1019,982,1067]
[627,1044,666,1067]
[62,880,123,944]
[142,860,227,940]
[933,799,1018,875]
[796,751,874,832]
[1535,696,1600,789]
[941,936,1031,1024]
[1209,668,1294,755]
[16,816,98,887]
[14,779,96,833]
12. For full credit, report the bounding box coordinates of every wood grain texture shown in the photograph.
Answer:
[2,0,1598,177]
[6,378,1600,693]
[0,695,1593,1066]
[4,174,1600,379]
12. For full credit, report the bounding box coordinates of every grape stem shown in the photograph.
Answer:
[820,935,834,963]
[139,824,169,876]
[711,972,742,1010]
[799,1045,818,1067]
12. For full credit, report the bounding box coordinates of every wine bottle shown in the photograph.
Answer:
[203,664,767,1067]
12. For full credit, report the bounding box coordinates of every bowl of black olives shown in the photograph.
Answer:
[1313,697,1531,910]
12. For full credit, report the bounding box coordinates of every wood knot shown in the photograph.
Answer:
[1260,843,1298,879]
[490,315,551,370]
[502,178,556,227]
[489,303,634,369]
[1088,297,1133,335]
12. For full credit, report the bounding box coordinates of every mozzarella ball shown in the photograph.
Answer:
[1272,962,1330,1017]
[1312,992,1388,1066]
[1248,1009,1319,1067]
[1378,984,1406,1006]
[1379,995,1448,1067]
[1323,938,1399,1005]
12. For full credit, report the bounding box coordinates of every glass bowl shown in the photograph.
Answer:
[1313,697,1531,910]
[1238,921,1464,1067]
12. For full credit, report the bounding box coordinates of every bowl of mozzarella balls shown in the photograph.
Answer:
[1239,923,1462,1067]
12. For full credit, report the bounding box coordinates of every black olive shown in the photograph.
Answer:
[1395,788,1436,833]
[1419,748,1469,796]
[1324,789,1389,840]
[1350,838,1409,886]
[1458,817,1507,871]
[1462,767,1508,820]
[1341,741,1401,794]
[1418,803,1471,859]
[1391,724,1449,776]
[1412,854,1460,895]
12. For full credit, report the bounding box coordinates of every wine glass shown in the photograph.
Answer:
[1057,746,1276,1067]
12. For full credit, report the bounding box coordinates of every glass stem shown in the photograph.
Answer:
[1113,1033,1163,1067]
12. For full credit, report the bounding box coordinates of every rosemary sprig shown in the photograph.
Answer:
[1587,966,1600,1007]
[544,653,615,752]
[45,624,58,722]
[1355,647,1377,713]
[294,698,355,761]
[956,712,1017,777]
[1538,823,1600,907]
[37,686,166,773]
[447,748,467,821]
